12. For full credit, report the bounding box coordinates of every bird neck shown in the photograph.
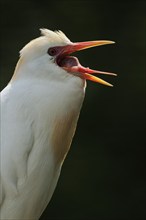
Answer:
[9,57,87,167]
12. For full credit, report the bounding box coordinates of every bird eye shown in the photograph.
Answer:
[48,47,57,56]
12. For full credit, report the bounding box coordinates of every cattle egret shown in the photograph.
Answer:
[0,29,116,220]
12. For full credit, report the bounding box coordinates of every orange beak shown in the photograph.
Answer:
[59,40,116,87]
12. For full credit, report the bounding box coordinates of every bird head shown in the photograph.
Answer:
[17,29,116,86]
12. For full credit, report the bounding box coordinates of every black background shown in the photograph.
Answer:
[0,0,145,219]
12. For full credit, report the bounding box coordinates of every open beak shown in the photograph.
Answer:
[60,40,116,87]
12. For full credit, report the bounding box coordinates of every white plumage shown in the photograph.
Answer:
[0,29,115,219]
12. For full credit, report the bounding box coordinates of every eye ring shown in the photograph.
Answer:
[48,47,57,56]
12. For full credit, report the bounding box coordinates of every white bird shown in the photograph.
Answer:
[0,29,115,220]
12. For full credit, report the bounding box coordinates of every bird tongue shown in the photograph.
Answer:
[59,55,116,87]
[59,55,92,75]
[59,56,79,68]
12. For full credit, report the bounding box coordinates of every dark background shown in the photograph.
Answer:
[0,0,145,219]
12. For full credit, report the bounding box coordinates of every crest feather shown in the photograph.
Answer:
[40,28,71,44]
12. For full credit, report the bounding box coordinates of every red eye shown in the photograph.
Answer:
[48,47,57,56]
